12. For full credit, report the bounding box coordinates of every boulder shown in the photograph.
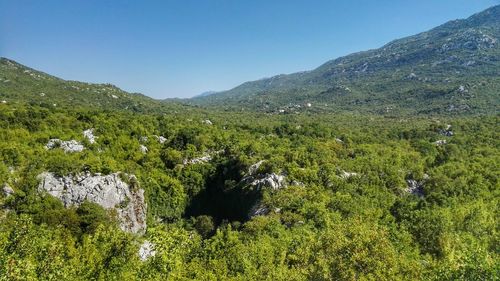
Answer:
[247,160,265,175]
[244,173,287,191]
[83,129,97,144]
[339,170,360,179]
[439,125,454,136]
[248,203,270,218]
[406,179,425,197]
[434,140,447,145]
[2,183,14,197]
[46,139,84,153]
[183,154,212,165]
[138,240,156,261]
[38,172,147,234]
[154,135,167,144]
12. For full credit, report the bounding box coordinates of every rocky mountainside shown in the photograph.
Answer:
[191,5,500,115]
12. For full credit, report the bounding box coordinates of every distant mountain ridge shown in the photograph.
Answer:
[195,91,219,98]
[0,58,187,112]
[191,5,500,115]
[1,5,498,116]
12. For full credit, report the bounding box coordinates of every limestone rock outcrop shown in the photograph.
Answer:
[83,129,97,144]
[38,172,147,234]
[242,160,287,191]
[2,183,14,197]
[138,240,156,261]
[406,174,428,197]
[243,173,287,190]
[46,139,84,153]
[244,160,288,218]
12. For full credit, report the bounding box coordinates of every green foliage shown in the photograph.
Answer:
[194,215,215,238]
[0,87,498,279]
[0,8,499,277]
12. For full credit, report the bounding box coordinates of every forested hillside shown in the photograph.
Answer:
[191,5,500,115]
[0,4,499,281]
[0,101,498,279]
[0,58,177,113]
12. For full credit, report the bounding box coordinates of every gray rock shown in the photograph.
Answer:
[439,125,454,136]
[138,240,156,261]
[183,150,223,166]
[458,85,467,93]
[37,172,147,234]
[339,170,360,179]
[183,154,212,165]
[46,139,84,153]
[139,145,148,154]
[406,179,425,197]
[244,161,288,218]
[247,160,266,175]
[83,129,97,144]
[434,140,447,145]
[248,203,270,218]
[154,135,167,144]
[291,180,305,187]
[2,183,14,197]
[244,173,287,191]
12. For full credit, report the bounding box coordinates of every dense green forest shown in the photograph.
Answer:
[0,101,498,280]
[1,5,499,281]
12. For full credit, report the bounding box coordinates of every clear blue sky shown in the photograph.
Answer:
[1,0,498,98]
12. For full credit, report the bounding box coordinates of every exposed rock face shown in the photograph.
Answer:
[247,160,265,175]
[247,203,284,218]
[439,125,454,136]
[153,135,167,144]
[202,119,213,125]
[434,139,447,145]
[38,172,147,234]
[339,170,360,179]
[242,161,287,191]
[183,150,223,166]
[46,139,84,153]
[243,161,288,218]
[83,129,97,144]
[139,145,148,154]
[2,183,14,197]
[138,240,156,261]
[248,203,270,218]
[406,178,426,197]
[291,180,305,187]
[183,154,212,165]
[244,173,287,190]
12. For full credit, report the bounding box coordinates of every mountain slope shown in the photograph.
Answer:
[192,5,500,115]
[0,58,168,112]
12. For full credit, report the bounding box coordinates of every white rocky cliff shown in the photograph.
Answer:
[37,172,147,234]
